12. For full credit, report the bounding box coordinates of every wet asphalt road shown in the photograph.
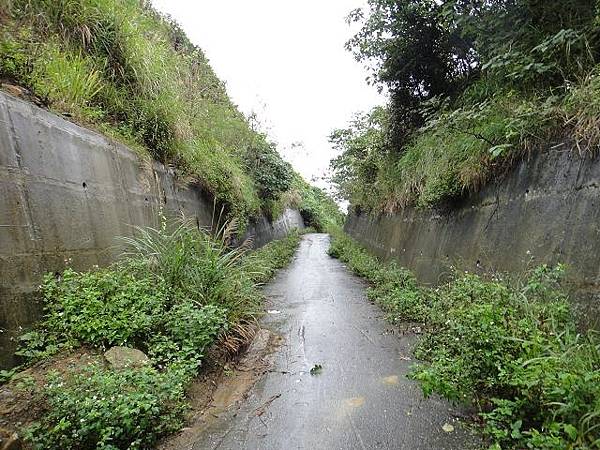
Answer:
[192,234,480,450]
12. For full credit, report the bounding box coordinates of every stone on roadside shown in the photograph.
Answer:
[104,347,149,370]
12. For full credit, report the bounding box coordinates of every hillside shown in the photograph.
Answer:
[330,0,600,213]
[0,0,341,230]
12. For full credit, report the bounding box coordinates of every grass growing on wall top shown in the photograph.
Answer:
[0,0,340,227]
[331,86,565,212]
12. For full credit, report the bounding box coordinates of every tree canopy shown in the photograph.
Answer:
[331,0,600,211]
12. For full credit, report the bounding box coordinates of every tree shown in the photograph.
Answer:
[329,107,388,207]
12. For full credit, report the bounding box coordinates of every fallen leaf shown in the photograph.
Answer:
[442,423,455,433]
[309,364,323,375]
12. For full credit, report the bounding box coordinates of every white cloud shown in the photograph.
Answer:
[152,0,385,191]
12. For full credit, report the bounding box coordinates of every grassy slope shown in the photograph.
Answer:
[337,75,600,214]
[379,78,600,212]
[0,0,341,229]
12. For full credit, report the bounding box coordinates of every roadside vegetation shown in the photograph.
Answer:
[329,230,600,450]
[330,0,600,212]
[0,2,343,445]
[0,0,339,228]
[1,220,302,448]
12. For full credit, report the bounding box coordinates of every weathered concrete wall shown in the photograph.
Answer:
[245,208,305,248]
[0,91,303,368]
[345,145,600,326]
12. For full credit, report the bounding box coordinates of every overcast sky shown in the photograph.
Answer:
[152,0,385,191]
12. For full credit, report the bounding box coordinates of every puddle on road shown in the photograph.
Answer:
[335,395,366,420]
[345,396,365,408]
[382,375,399,386]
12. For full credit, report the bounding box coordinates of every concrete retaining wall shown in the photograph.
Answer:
[0,91,304,368]
[345,145,600,326]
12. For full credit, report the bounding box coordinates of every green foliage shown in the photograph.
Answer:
[395,91,557,208]
[332,0,600,213]
[31,44,103,112]
[0,0,326,225]
[329,231,600,449]
[241,230,302,284]
[413,266,600,450]
[25,366,187,450]
[328,228,381,279]
[39,263,168,349]
[246,142,294,200]
[0,25,33,82]
[331,82,561,211]
[119,219,256,319]
[16,220,303,448]
[329,107,387,208]
[564,68,600,152]
[328,229,427,321]
[295,178,344,232]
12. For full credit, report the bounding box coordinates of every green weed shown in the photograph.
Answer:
[329,230,600,450]
[14,219,303,448]
[24,366,187,450]
[241,230,302,284]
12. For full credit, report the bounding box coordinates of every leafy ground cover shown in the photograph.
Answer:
[1,221,302,449]
[329,229,600,450]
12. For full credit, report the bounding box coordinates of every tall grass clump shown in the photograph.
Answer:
[329,231,600,450]
[14,218,303,448]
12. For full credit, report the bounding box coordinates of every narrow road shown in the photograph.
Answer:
[193,234,480,449]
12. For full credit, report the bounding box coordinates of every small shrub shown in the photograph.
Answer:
[38,262,168,350]
[25,365,187,450]
[247,143,293,200]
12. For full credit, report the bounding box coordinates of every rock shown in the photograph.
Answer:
[104,347,149,370]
